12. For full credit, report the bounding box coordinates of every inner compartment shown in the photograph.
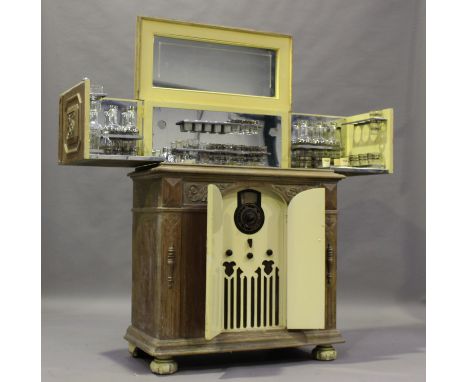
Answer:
[152,107,282,167]
[88,97,144,160]
[291,111,390,173]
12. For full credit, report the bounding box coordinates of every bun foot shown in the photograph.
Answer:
[311,345,337,361]
[150,357,178,375]
[128,343,140,358]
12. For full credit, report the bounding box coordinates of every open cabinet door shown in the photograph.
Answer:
[336,108,394,175]
[290,108,393,175]
[205,185,225,340]
[286,188,325,329]
[59,79,163,167]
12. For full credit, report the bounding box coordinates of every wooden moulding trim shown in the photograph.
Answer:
[124,325,345,357]
[132,207,207,213]
[129,164,346,180]
[132,207,338,214]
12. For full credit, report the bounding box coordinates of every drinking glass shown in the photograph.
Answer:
[104,105,120,134]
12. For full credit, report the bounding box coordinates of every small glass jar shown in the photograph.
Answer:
[372,152,382,166]
[349,154,359,167]
[358,153,369,167]
[194,121,203,132]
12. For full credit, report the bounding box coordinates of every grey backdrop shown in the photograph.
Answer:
[43,0,425,302]
[42,1,425,380]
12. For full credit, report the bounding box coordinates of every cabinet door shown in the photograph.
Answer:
[286,188,325,329]
[59,80,89,164]
[59,79,161,167]
[205,184,225,340]
[338,108,394,174]
[290,108,394,175]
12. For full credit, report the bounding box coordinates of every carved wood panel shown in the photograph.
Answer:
[59,81,86,163]
[159,212,182,339]
[132,214,159,336]
[183,182,231,204]
[325,212,337,329]
[162,178,183,207]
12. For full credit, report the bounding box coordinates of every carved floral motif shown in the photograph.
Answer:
[183,182,231,204]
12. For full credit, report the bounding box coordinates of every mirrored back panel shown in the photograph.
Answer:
[153,36,276,97]
[152,107,282,167]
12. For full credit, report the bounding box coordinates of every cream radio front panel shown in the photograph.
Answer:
[206,184,325,340]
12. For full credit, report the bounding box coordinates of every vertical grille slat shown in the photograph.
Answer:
[223,263,280,331]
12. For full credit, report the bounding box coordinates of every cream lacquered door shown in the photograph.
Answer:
[205,185,325,340]
[286,188,325,329]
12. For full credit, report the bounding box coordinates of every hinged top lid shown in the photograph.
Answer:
[135,17,292,114]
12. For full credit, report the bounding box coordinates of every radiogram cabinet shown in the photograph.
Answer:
[57,15,394,376]
[124,164,345,374]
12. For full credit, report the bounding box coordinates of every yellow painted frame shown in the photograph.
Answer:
[135,17,292,113]
[135,17,292,168]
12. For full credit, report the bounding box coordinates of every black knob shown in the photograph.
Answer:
[266,249,273,256]
[247,253,253,259]
[226,249,233,257]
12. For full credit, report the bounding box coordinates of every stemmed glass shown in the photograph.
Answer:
[105,105,120,134]
[298,120,308,143]
[310,122,320,145]
[122,106,138,135]
[291,121,299,144]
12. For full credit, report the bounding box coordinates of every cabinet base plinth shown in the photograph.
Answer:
[150,357,178,375]
[311,344,337,361]
[125,325,344,359]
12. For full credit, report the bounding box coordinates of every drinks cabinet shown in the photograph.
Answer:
[58,16,394,375]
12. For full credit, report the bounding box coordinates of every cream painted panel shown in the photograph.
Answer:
[286,188,325,329]
[221,188,286,331]
[205,185,224,340]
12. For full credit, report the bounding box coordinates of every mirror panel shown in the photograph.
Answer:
[152,106,282,167]
[153,36,276,97]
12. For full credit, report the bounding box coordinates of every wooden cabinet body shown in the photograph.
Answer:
[124,164,345,360]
